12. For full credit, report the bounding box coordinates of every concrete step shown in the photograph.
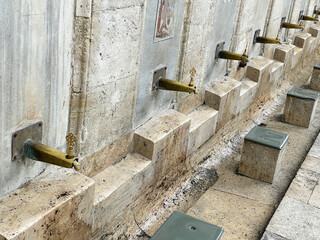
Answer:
[92,153,153,237]
[187,105,218,155]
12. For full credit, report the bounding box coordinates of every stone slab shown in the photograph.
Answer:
[205,77,241,131]
[187,189,274,240]
[308,134,320,159]
[213,170,281,205]
[308,184,320,208]
[187,105,218,155]
[301,155,320,173]
[92,153,153,235]
[266,196,320,240]
[285,168,320,204]
[261,231,290,240]
[287,87,319,101]
[0,168,95,240]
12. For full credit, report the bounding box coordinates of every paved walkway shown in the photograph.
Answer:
[187,103,320,239]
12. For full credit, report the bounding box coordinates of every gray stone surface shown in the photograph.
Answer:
[0,0,75,198]
[261,231,290,240]
[266,196,320,240]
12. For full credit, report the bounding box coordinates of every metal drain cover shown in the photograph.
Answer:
[150,211,224,240]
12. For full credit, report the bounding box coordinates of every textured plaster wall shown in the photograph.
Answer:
[0,0,74,198]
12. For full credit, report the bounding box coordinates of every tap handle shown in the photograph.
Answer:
[189,67,196,86]
[66,133,77,159]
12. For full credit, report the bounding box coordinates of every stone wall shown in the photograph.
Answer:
[1,0,320,234]
[0,0,75,198]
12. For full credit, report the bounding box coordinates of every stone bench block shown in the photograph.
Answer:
[205,77,241,131]
[283,87,319,128]
[308,37,317,54]
[293,32,312,49]
[187,105,218,155]
[273,44,295,77]
[246,56,274,98]
[238,126,289,184]
[291,46,303,69]
[133,109,190,177]
[0,168,95,240]
[310,63,320,91]
[237,78,258,115]
[92,153,152,236]
[309,26,320,38]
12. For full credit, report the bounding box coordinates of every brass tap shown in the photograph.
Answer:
[255,35,281,44]
[300,15,319,21]
[218,50,249,62]
[314,9,320,15]
[281,22,304,30]
[23,133,80,171]
[189,67,196,87]
[158,68,197,94]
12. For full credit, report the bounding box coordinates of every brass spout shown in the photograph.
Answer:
[158,68,197,93]
[281,22,304,30]
[255,36,281,44]
[218,50,249,62]
[300,15,319,21]
[23,136,80,171]
[158,79,196,93]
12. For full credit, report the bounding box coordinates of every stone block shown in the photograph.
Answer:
[301,155,320,173]
[291,46,303,69]
[237,78,258,115]
[238,126,289,184]
[133,109,190,178]
[308,37,317,55]
[273,44,295,78]
[270,61,284,96]
[308,25,320,39]
[283,87,319,128]
[0,168,95,240]
[187,105,218,155]
[308,134,320,159]
[92,153,153,236]
[246,56,274,98]
[310,63,320,91]
[205,77,241,131]
[293,32,312,49]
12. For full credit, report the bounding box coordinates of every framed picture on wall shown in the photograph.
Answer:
[154,0,176,42]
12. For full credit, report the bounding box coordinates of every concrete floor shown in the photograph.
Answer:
[186,99,320,240]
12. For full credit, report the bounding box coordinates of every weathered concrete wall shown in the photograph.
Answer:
[0,1,74,198]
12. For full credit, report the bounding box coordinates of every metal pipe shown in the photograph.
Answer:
[300,15,319,21]
[281,22,304,29]
[218,50,248,62]
[158,79,196,93]
[23,139,80,171]
[255,36,281,44]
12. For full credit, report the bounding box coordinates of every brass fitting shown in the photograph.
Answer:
[255,36,281,44]
[158,68,197,94]
[281,22,304,30]
[23,133,80,171]
[218,50,249,62]
[300,15,319,21]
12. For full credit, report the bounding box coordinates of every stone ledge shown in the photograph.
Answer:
[0,168,95,240]
[237,78,258,114]
[92,153,153,235]
[187,105,218,155]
